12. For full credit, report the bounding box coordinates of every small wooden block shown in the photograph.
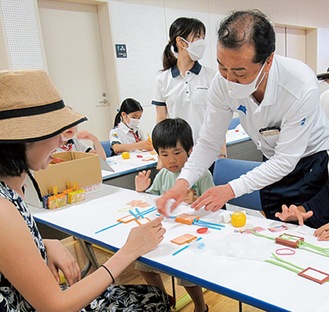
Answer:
[117,215,136,223]
[170,233,197,245]
[175,213,200,225]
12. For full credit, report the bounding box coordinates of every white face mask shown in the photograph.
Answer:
[224,62,267,99]
[127,116,140,131]
[180,37,206,61]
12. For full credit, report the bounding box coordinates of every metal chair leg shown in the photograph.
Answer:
[77,238,100,277]
[239,300,243,312]
[171,276,177,308]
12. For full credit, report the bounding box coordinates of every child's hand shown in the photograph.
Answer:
[184,188,197,205]
[135,170,151,192]
[77,130,95,141]
[314,223,329,241]
[138,140,153,151]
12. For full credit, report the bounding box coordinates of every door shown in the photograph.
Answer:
[275,26,306,63]
[38,0,111,140]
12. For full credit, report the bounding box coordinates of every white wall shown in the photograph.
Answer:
[0,0,45,69]
[107,0,225,134]
[107,0,329,134]
[1,0,329,135]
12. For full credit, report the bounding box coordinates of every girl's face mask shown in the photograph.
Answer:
[126,115,140,130]
[224,61,267,99]
[180,37,206,61]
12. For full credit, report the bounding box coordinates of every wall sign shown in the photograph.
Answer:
[115,44,127,58]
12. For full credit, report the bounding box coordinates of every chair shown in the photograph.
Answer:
[213,158,262,210]
[228,117,240,130]
[100,140,113,157]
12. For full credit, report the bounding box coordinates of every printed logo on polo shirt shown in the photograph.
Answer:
[237,105,247,115]
[113,133,118,138]
[196,86,208,90]
[300,118,306,126]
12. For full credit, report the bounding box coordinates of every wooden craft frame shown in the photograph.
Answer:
[135,217,151,225]
[298,267,329,284]
[117,215,136,223]
[275,233,304,248]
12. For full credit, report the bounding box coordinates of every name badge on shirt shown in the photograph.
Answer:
[259,126,281,137]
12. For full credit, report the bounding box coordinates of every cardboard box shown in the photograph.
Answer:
[25,151,102,208]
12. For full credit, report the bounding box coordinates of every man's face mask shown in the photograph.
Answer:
[224,61,267,99]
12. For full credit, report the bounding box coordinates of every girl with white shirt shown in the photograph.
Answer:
[109,98,153,155]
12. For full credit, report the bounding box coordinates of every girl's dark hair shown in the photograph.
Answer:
[0,143,28,177]
[162,17,206,71]
[114,98,143,127]
[152,118,193,154]
[217,9,275,64]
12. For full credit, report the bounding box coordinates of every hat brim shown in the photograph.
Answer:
[0,106,87,143]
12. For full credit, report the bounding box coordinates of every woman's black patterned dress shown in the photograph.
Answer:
[0,182,170,311]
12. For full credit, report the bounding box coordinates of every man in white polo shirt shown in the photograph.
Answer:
[157,9,329,221]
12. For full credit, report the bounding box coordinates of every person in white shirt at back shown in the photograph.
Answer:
[317,68,329,118]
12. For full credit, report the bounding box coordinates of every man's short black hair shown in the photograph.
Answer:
[217,9,276,64]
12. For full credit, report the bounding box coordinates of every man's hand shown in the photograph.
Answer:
[190,184,235,212]
[156,179,189,216]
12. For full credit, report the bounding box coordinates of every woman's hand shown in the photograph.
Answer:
[191,184,234,212]
[121,216,166,259]
[275,204,313,225]
[135,170,151,192]
[44,239,81,286]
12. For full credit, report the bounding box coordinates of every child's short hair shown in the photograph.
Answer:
[152,118,193,154]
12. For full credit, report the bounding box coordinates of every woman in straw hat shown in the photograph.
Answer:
[0,70,170,311]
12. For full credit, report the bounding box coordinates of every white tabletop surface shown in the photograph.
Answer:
[226,126,250,145]
[29,185,329,312]
[101,150,158,180]
[101,129,250,179]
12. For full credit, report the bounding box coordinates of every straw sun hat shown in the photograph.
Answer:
[317,68,329,81]
[0,69,87,143]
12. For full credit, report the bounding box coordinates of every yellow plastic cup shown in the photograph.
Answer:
[122,152,130,159]
[231,211,247,227]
